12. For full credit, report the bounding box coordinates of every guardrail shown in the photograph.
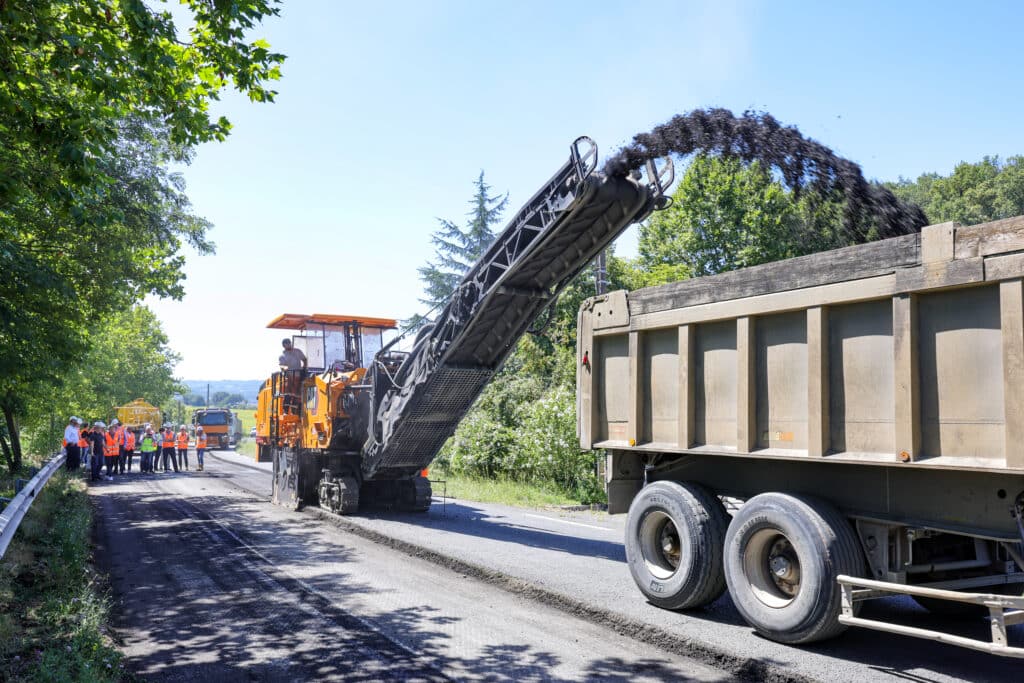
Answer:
[0,453,66,559]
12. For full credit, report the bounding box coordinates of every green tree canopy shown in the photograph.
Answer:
[0,1,283,471]
[888,156,1024,225]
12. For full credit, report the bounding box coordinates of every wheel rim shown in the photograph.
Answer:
[743,528,801,608]
[638,510,682,580]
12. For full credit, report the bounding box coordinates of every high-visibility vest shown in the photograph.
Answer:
[196,435,207,449]
[161,432,174,448]
[125,431,135,449]
[103,433,119,457]
[176,432,189,450]
[78,432,89,448]
[140,435,157,453]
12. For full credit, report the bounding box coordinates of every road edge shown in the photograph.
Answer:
[304,505,817,683]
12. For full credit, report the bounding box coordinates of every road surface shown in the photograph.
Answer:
[90,453,728,682]
[91,449,1024,682]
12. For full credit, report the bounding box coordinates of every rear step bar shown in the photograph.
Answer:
[837,574,1024,657]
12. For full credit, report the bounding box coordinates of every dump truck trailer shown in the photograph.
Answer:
[578,216,1024,655]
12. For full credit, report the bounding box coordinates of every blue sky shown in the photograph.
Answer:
[153,0,1024,379]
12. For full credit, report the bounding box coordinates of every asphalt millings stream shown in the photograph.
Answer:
[603,108,928,239]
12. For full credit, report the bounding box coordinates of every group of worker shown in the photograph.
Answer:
[62,417,209,482]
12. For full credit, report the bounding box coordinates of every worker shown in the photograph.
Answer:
[77,423,90,472]
[176,425,190,471]
[138,427,157,473]
[279,338,307,371]
[112,419,127,474]
[89,422,106,482]
[195,427,207,472]
[103,423,119,480]
[63,417,80,471]
[124,427,136,473]
[161,426,178,473]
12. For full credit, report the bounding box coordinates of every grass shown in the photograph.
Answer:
[234,438,256,459]
[233,408,255,434]
[0,468,124,682]
[428,470,580,507]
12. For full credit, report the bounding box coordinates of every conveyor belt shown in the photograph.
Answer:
[361,138,671,480]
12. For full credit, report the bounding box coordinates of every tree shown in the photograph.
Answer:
[14,306,184,462]
[638,155,800,277]
[888,156,1024,225]
[0,1,283,471]
[413,171,508,326]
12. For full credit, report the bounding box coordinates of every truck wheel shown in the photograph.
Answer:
[724,493,864,644]
[624,481,729,610]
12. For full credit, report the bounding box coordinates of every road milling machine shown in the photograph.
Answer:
[257,137,673,513]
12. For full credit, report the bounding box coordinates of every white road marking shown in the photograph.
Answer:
[522,513,613,532]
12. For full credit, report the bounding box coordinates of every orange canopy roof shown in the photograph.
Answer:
[266,313,397,330]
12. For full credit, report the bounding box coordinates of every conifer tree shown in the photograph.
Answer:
[413,171,508,326]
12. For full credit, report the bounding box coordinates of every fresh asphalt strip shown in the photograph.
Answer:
[205,451,815,683]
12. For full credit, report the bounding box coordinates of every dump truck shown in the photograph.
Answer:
[578,216,1024,655]
[115,398,161,429]
[192,408,241,449]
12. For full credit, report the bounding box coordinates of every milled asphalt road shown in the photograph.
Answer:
[201,449,1024,683]
[90,453,730,682]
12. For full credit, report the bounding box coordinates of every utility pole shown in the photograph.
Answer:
[206,383,210,408]
[594,250,608,295]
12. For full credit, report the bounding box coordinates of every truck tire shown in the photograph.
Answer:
[724,492,864,644]
[624,481,729,610]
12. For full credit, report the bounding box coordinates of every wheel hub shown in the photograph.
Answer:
[639,511,683,579]
[743,529,802,607]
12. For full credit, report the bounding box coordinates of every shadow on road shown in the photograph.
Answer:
[92,483,715,682]
[357,499,627,563]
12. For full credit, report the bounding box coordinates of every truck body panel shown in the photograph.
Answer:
[580,218,1024,477]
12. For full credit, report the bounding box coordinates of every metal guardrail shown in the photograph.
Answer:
[0,452,66,559]
[838,574,1024,658]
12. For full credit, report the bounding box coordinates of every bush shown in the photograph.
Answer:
[514,386,604,503]
[442,411,515,479]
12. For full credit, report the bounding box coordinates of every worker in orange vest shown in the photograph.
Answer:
[77,423,90,472]
[111,419,127,474]
[195,427,207,472]
[103,423,119,480]
[176,425,190,471]
[123,428,137,473]
[161,426,179,473]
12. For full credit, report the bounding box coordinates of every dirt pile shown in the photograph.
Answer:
[603,108,927,238]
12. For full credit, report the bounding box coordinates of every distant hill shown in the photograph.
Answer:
[182,379,264,404]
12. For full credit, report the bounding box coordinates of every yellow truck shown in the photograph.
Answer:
[114,398,161,429]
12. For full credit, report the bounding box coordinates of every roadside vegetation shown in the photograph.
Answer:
[0,469,122,682]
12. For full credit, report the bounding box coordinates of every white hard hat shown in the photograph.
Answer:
[111,418,119,425]
[197,426,204,432]
[94,421,106,428]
